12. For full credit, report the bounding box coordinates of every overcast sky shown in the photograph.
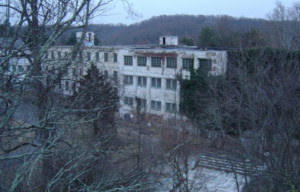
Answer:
[93,0,296,25]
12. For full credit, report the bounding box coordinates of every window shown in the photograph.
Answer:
[104,53,108,62]
[12,65,16,72]
[124,75,133,85]
[140,99,147,109]
[137,76,147,87]
[79,68,83,76]
[79,52,83,60]
[65,81,69,91]
[199,59,212,74]
[151,78,161,88]
[51,51,54,59]
[58,52,61,59]
[72,68,77,76]
[124,96,133,106]
[72,82,76,93]
[182,58,194,69]
[151,100,161,110]
[64,52,68,58]
[167,58,177,68]
[137,98,147,110]
[113,71,118,80]
[137,56,147,66]
[166,79,177,90]
[166,103,177,112]
[96,52,99,62]
[151,57,161,67]
[18,66,23,72]
[124,56,133,66]
[114,53,118,62]
[104,70,108,77]
[87,52,91,61]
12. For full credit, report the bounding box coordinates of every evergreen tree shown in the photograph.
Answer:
[199,26,220,47]
[180,36,194,46]
[74,63,118,137]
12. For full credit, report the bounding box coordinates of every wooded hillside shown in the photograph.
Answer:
[57,14,270,46]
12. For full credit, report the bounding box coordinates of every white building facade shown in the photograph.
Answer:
[46,36,227,123]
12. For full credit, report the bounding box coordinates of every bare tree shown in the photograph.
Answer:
[0,0,165,191]
[189,48,300,191]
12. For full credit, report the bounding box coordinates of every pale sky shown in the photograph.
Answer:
[94,0,296,25]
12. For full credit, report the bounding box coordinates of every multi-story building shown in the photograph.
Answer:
[46,34,227,124]
[0,38,31,84]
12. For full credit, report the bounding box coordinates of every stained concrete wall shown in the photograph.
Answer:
[46,45,227,122]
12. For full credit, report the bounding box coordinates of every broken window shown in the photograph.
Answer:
[151,100,161,110]
[199,59,212,74]
[182,58,194,69]
[124,56,133,66]
[140,99,147,109]
[137,76,147,87]
[166,79,177,90]
[166,102,177,112]
[18,66,23,72]
[104,53,108,62]
[113,71,118,80]
[124,75,133,85]
[72,68,77,76]
[72,82,76,93]
[151,78,161,88]
[65,81,69,91]
[87,52,91,61]
[138,56,147,66]
[51,51,54,59]
[96,52,99,62]
[124,96,133,106]
[167,58,177,68]
[79,52,83,61]
[114,53,118,62]
[151,57,161,67]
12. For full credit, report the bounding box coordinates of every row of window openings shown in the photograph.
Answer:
[45,66,117,79]
[124,76,177,90]
[124,97,177,112]
[46,51,117,62]
[7,65,26,72]
[124,56,196,69]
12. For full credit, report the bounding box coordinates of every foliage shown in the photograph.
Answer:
[178,68,208,119]
[0,21,14,37]
[73,63,118,136]
[199,26,220,47]
[179,47,300,191]
[180,36,194,46]
[62,32,77,45]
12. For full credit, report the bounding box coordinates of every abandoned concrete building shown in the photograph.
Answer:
[45,33,227,124]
